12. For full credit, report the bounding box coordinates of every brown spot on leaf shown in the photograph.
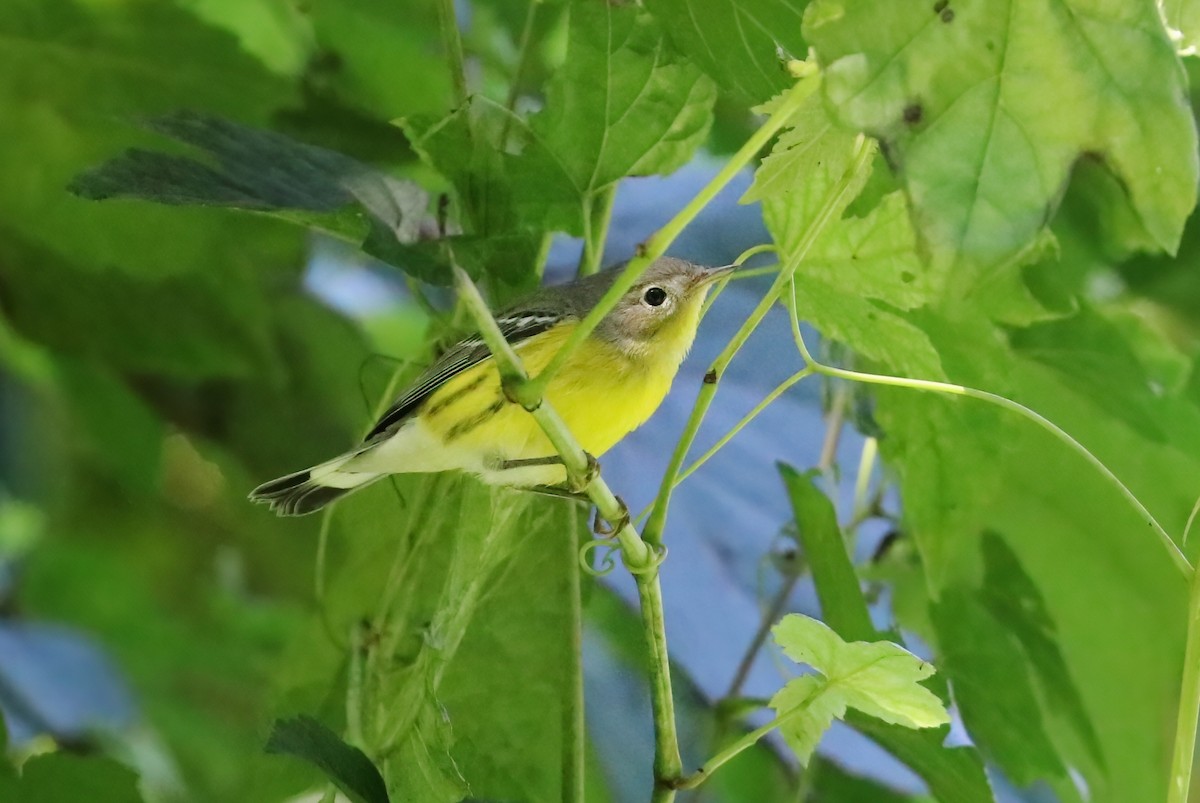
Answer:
[940,7,955,22]
[903,103,923,125]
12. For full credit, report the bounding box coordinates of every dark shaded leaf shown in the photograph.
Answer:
[847,717,994,803]
[979,532,1104,769]
[70,111,431,247]
[932,590,1073,793]
[778,464,873,641]
[265,715,389,803]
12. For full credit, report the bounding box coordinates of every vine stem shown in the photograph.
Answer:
[672,686,819,791]
[1170,565,1200,803]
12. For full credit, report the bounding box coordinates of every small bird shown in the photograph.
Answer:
[250,257,731,515]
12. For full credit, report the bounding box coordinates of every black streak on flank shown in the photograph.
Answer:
[703,370,718,385]
[445,398,506,442]
[903,103,923,126]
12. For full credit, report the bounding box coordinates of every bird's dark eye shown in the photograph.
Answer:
[643,286,668,307]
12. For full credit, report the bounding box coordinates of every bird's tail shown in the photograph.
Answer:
[249,448,383,516]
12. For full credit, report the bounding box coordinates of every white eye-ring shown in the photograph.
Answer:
[643,286,668,307]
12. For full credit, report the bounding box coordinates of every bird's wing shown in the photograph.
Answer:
[362,310,564,441]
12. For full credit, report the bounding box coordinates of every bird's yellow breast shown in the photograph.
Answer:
[418,322,679,469]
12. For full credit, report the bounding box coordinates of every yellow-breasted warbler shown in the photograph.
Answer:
[250,257,731,515]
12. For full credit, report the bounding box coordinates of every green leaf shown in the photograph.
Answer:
[265,716,389,803]
[787,278,946,380]
[1008,307,1168,443]
[805,0,1199,301]
[804,191,931,312]
[0,752,146,803]
[874,309,1200,801]
[978,532,1104,769]
[768,675,846,766]
[846,717,994,803]
[517,1,716,232]
[931,590,1073,791]
[778,464,874,641]
[769,614,950,764]
[300,476,587,803]
[643,0,808,103]
[0,0,298,281]
[70,112,431,249]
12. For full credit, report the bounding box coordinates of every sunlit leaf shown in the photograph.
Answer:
[768,615,949,764]
[805,0,1199,306]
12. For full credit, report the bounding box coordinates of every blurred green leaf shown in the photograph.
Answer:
[304,0,451,118]
[769,614,949,764]
[778,464,873,641]
[0,228,281,381]
[0,751,145,803]
[786,278,945,380]
[178,0,314,76]
[643,0,807,103]
[805,0,1199,310]
[0,0,298,281]
[265,715,389,803]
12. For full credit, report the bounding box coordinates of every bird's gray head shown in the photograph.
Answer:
[589,257,731,362]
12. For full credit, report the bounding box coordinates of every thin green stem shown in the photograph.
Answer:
[675,368,814,488]
[580,185,617,277]
[1170,563,1200,803]
[672,693,815,791]
[435,0,469,107]
[563,516,585,803]
[642,135,875,546]
[525,78,819,400]
[785,284,1191,578]
[851,437,878,529]
[816,381,849,474]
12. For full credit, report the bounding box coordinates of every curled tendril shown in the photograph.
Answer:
[579,538,619,577]
[626,543,668,575]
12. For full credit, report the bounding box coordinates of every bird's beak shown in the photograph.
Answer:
[694,264,736,287]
